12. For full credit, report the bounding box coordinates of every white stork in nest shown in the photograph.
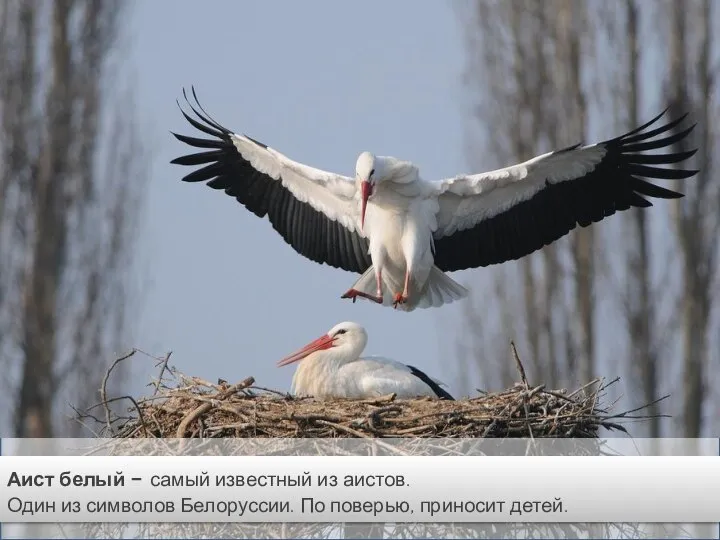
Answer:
[276,321,454,400]
[171,88,697,311]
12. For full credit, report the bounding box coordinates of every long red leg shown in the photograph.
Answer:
[393,270,410,308]
[342,289,383,303]
[375,269,383,299]
[341,269,383,304]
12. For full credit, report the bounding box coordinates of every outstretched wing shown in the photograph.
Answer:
[430,111,697,272]
[171,88,372,273]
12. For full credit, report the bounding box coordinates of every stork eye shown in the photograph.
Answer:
[369,169,375,177]
[335,329,347,336]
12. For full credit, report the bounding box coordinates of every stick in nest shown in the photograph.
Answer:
[100,350,138,435]
[153,352,173,396]
[510,341,529,390]
[175,377,255,438]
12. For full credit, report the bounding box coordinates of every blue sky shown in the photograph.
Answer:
[125,0,481,398]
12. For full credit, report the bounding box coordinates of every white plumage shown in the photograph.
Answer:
[172,89,697,311]
[276,321,454,400]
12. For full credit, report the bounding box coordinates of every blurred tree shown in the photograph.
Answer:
[456,0,719,439]
[0,0,146,437]
[664,0,718,438]
[620,0,662,437]
[455,0,595,391]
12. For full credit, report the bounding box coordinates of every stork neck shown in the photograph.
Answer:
[297,345,362,380]
[291,349,349,397]
[307,349,349,371]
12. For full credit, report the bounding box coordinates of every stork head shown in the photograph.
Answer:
[276,321,368,368]
[355,152,377,231]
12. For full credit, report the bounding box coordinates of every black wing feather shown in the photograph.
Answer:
[171,88,372,274]
[433,111,698,272]
[406,365,455,400]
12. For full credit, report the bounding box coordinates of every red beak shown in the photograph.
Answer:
[276,334,335,367]
[360,181,373,231]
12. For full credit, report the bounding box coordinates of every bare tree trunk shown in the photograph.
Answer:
[556,1,594,386]
[509,2,541,381]
[16,0,73,438]
[458,0,593,390]
[0,0,146,437]
[621,1,661,437]
[541,249,560,383]
[1,3,35,364]
[666,0,716,438]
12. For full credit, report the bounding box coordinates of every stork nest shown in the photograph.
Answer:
[88,345,665,440]
[76,347,669,540]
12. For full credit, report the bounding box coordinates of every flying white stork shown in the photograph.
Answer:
[276,321,454,400]
[171,88,697,311]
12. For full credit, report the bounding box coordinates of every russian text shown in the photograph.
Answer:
[215,473,311,488]
[181,498,290,516]
[59,471,125,487]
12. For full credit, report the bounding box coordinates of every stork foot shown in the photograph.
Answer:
[341,288,383,304]
[392,292,408,309]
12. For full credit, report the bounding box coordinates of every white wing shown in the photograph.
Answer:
[171,88,372,273]
[434,146,606,234]
[429,111,697,272]
[344,356,454,400]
